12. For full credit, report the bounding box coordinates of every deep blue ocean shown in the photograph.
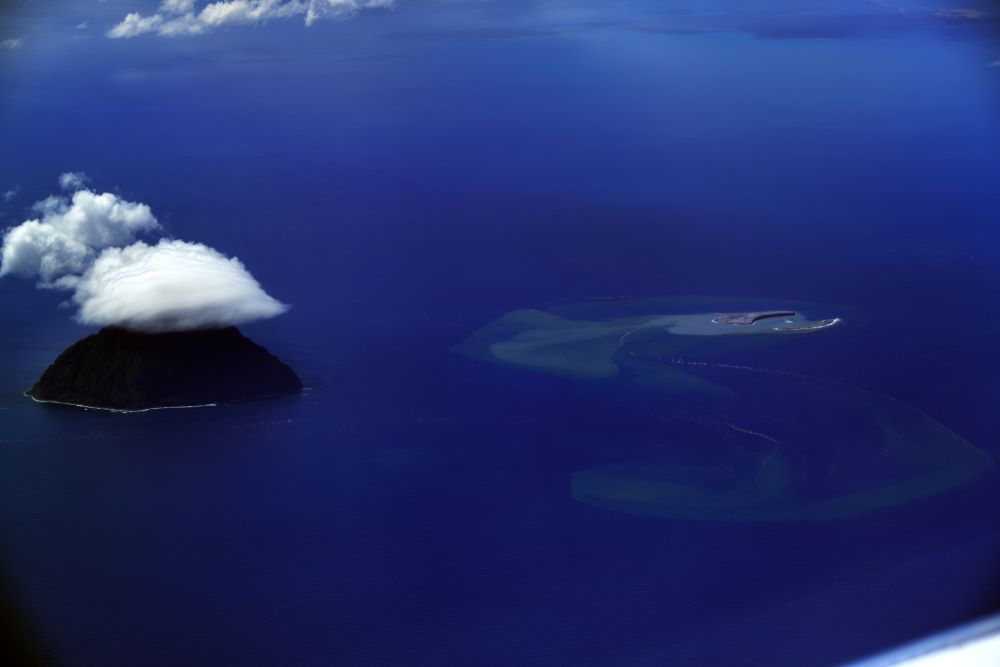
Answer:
[1,1,1000,665]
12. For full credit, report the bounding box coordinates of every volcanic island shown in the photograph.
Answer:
[27,326,302,412]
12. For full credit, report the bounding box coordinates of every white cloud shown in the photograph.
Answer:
[1,178,288,332]
[108,0,393,39]
[71,239,288,332]
[76,21,90,30]
[160,0,198,12]
[2,38,24,49]
[108,12,165,38]
[990,60,1000,68]
[2,189,17,203]
[59,171,90,191]
[1,189,159,283]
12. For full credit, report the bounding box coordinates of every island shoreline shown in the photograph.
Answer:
[24,388,305,414]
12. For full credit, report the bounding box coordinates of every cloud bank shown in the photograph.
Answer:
[1,188,159,284]
[108,0,394,39]
[0,175,288,332]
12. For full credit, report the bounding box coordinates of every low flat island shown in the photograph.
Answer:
[712,311,796,325]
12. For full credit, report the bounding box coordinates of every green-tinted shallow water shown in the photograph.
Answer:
[457,298,994,522]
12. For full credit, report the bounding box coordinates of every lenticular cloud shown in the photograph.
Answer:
[0,175,289,332]
[73,240,288,332]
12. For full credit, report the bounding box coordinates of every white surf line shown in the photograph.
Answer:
[662,358,977,445]
[722,420,781,446]
[615,313,840,359]
[615,316,677,350]
[616,325,646,348]
[752,443,782,485]
[776,316,842,332]
[25,393,217,414]
[25,386,304,414]
[719,420,782,483]
[668,358,804,379]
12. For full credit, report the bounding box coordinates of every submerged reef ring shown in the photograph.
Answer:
[571,379,993,522]
[457,297,991,522]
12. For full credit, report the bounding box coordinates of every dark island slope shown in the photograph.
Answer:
[27,326,302,411]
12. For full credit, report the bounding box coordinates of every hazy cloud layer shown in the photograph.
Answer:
[0,176,288,332]
[72,240,288,331]
[624,6,999,42]
[108,0,394,39]
[58,171,90,191]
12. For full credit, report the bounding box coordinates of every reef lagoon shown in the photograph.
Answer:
[457,298,992,522]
